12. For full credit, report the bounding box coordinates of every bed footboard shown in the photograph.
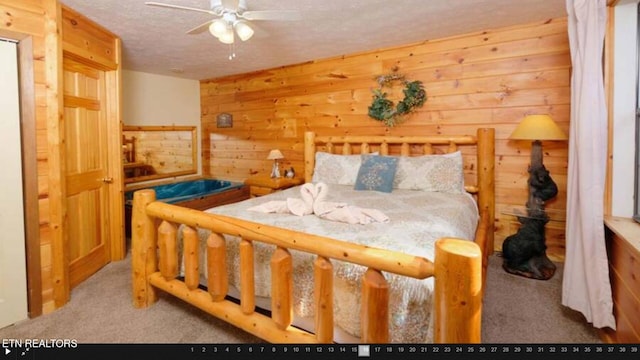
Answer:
[131,189,482,343]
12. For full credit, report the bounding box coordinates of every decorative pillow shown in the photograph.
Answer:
[354,155,399,193]
[312,152,377,185]
[393,151,465,194]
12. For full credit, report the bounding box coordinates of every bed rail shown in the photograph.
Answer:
[131,190,482,343]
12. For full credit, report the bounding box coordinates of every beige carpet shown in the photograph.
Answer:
[0,253,602,343]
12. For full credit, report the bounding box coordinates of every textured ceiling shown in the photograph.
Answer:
[59,0,567,81]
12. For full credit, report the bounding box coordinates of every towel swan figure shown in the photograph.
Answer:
[249,181,389,224]
[286,182,317,216]
[247,182,317,216]
[312,182,390,225]
[311,182,347,217]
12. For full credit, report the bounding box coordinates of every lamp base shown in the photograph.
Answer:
[270,161,281,178]
[501,140,558,280]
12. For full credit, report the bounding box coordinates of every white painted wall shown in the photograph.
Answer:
[122,70,202,175]
[0,39,28,328]
[611,0,639,217]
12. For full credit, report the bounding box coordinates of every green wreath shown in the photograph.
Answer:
[368,71,426,127]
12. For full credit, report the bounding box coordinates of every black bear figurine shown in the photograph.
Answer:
[502,163,558,280]
[528,165,558,202]
[501,212,556,280]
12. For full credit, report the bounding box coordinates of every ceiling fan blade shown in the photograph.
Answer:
[186,20,215,35]
[221,0,240,12]
[240,10,302,21]
[145,2,216,15]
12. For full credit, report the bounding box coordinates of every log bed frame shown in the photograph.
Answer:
[131,127,495,343]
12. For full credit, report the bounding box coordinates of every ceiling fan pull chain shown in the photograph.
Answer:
[228,43,236,60]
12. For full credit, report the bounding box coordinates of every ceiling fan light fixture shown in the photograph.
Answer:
[218,28,235,44]
[234,20,254,41]
[147,0,301,51]
[209,18,229,38]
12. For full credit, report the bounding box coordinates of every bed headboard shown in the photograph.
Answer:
[303,128,496,253]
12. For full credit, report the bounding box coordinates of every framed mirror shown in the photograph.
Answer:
[122,125,197,184]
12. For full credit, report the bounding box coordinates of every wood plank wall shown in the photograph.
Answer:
[201,18,571,261]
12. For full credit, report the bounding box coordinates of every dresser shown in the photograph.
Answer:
[600,216,640,343]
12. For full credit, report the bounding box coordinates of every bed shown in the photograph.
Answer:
[131,128,495,343]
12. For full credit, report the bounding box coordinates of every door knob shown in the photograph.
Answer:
[101,177,114,184]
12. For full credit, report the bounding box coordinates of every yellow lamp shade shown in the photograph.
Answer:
[509,115,568,141]
[267,149,284,160]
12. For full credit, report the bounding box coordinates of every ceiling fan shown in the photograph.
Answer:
[145,0,301,44]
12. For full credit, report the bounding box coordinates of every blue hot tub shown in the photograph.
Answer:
[125,178,246,206]
[124,178,250,235]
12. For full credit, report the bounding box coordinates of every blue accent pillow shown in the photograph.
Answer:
[354,155,399,193]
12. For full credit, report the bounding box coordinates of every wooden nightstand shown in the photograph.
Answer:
[244,174,303,197]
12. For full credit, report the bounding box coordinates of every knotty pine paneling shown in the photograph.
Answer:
[60,5,118,68]
[201,17,571,260]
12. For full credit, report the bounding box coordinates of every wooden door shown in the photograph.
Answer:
[63,57,112,288]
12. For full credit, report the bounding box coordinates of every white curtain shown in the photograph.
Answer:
[562,0,616,329]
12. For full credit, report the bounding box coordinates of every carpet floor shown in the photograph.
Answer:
[0,252,602,344]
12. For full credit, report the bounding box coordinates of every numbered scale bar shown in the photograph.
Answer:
[2,344,637,359]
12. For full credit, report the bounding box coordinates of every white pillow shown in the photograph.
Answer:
[311,151,377,185]
[393,151,465,194]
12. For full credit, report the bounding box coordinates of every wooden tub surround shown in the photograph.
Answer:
[131,128,495,343]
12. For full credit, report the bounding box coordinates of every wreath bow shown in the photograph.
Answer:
[368,70,426,127]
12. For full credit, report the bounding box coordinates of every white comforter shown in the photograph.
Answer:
[186,183,479,343]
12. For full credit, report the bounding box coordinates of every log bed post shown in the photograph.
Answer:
[433,238,482,343]
[476,128,495,256]
[131,189,158,308]
[304,131,316,183]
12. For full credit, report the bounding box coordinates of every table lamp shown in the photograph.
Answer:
[267,149,284,178]
[502,114,567,280]
[509,114,568,170]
